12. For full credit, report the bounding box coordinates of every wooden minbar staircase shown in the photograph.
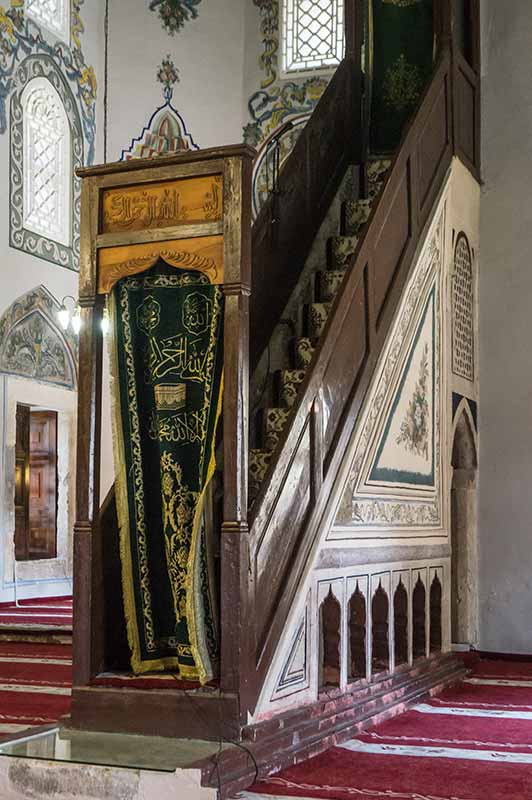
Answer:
[69,0,480,794]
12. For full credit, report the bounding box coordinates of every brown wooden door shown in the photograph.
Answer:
[28,411,58,560]
[14,404,30,561]
[14,407,58,561]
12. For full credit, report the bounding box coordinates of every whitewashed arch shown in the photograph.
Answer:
[10,55,84,271]
[0,286,77,390]
[22,76,71,247]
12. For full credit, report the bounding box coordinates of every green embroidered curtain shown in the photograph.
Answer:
[109,260,223,682]
[370,0,434,154]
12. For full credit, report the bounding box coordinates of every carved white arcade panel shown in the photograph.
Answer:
[255,558,450,719]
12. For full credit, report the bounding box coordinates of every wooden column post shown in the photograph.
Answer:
[73,177,105,686]
[434,0,453,53]
[220,153,254,710]
[345,0,367,188]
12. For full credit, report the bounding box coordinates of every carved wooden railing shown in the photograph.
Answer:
[244,33,481,713]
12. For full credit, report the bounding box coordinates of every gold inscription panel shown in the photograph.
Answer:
[98,235,224,294]
[101,174,223,234]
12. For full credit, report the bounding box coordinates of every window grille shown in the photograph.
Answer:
[26,0,70,42]
[22,78,71,247]
[281,0,345,76]
[452,233,475,381]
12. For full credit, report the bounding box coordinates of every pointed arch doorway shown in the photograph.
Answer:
[450,405,478,648]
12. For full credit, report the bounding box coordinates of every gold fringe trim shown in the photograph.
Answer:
[185,371,224,685]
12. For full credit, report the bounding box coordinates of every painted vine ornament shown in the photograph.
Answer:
[149,0,202,35]
[253,0,279,89]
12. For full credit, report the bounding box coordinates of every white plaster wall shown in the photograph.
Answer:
[0,2,104,601]
[96,1,250,494]
[479,0,532,654]
[106,0,247,161]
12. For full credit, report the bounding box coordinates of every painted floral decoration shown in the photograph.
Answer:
[396,343,430,459]
[149,0,202,35]
[157,54,180,101]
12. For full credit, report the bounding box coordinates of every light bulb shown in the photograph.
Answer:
[71,308,82,335]
[101,308,110,336]
[57,306,70,331]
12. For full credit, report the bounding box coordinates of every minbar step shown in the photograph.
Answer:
[194,652,467,799]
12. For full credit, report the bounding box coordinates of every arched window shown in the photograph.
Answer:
[452,232,474,381]
[320,586,341,688]
[10,55,84,271]
[26,0,70,43]
[348,585,366,680]
[371,584,389,674]
[22,78,71,247]
[430,574,443,653]
[393,581,408,667]
[412,575,426,660]
[281,0,345,76]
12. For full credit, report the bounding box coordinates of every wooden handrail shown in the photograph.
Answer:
[245,41,481,713]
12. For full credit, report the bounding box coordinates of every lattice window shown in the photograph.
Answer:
[22,77,71,247]
[452,233,474,382]
[26,0,70,42]
[281,0,345,76]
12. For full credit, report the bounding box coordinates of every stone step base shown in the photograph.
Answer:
[195,653,467,799]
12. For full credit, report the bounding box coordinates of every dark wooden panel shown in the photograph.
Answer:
[14,404,30,562]
[28,411,58,560]
[322,272,368,456]
[100,485,131,671]
[456,65,476,165]
[70,687,240,742]
[418,82,449,210]
[373,173,411,324]
[255,424,311,636]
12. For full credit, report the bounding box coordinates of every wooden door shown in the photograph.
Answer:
[14,404,30,561]
[28,411,58,560]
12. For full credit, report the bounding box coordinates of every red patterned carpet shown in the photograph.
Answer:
[0,640,71,737]
[0,598,72,737]
[242,658,532,800]
[0,597,73,630]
